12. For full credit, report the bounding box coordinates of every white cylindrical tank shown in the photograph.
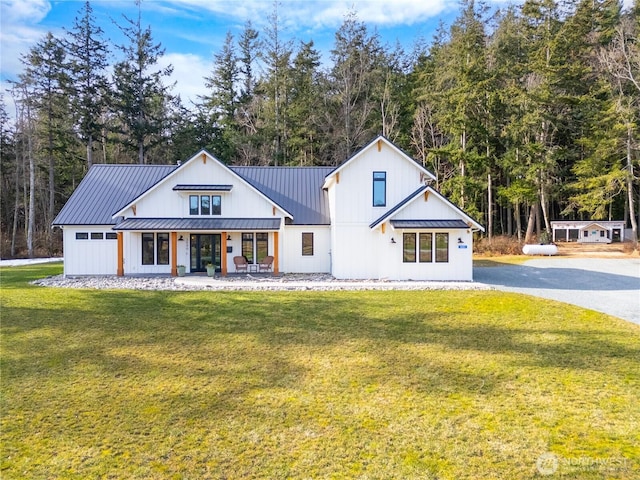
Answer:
[522,244,559,256]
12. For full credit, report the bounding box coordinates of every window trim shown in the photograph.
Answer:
[212,195,221,215]
[419,232,433,263]
[373,171,386,207]
[142,233,155,265]
[435,232,449,263]
[403,233,416,263]
[157,233,169,265]
[189,195,199,215]
[302,232,314,256]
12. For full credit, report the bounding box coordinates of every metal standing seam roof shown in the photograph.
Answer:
[113,218,281,231]
[53,164,177,226]
[369,185,428,228]
[390,219,470,229]
[172,184,233,191]
[231,166,333,225]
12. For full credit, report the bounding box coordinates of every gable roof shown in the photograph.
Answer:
[53,164,176,226]
[232,166,332,225]
[369,186,484,232]
[112,150,294,219]
[323,136,436,189]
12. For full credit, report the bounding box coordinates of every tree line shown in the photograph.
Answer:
[1,0,638,257]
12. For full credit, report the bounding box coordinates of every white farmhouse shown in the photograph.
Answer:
[53,136,484,280]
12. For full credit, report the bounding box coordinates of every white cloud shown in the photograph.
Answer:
[0,0,52,81]
[158,52,210,106]
[162,0,452,30]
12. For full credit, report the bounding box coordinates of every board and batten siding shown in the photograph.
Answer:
[280,226,331,273]
[120,156,284,220]
[329,143,425,225]
[63,227,118,276]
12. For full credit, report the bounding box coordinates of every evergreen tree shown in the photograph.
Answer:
[328,12,384,163]
[202,31,240,161]
[65,0,110,168]
[112,0,174,164]
[287,40,324,165]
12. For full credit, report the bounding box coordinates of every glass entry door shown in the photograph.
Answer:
[190,234,221,272]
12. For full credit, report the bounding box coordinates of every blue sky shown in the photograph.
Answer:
[1,0,633,109]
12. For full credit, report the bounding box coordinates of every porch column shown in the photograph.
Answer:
[170,232,177,276]
[221,231,228,276]
[274,231,279,275]
[117,232,124,277]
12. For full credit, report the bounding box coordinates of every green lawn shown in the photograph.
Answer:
[1,264,639,479]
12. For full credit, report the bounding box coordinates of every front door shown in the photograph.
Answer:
[190,234,221,272]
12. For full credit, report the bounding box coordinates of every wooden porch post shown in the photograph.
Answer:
[221,232,228,276]
[170,232,177,276]
[117,232,124,276]
[274,231,279,275]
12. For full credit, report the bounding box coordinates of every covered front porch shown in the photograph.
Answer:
[112,218,282,277]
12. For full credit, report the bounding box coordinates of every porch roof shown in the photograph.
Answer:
[390,219,470,229]
[113,217,281,231]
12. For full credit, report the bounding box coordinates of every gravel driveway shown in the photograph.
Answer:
[475,257,640,325]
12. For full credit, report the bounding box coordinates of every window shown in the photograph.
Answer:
[419,233,433,263]
[256,233,269,263]
[373,171,386,207]
[242,233,254,263]
[200,195,210,215]
[302,233,314,256]
[583,231,589,238]
[189,195,199,215]
[157,233,169,265]
[105,233,118,240]
[403,233,416,262]
[435,233,449,263]
[212,195,221,215]
[600,230,605,237]
[91,232,104,240]
[76,232,88,240]
[142,233,155,265]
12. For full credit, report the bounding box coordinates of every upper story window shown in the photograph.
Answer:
[189,195,222,216]
[373,171,386,207]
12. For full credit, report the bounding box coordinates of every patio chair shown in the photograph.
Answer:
[258,255,274,272]
[233,256,248,273]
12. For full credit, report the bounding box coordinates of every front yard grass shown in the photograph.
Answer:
[1,264,639,479]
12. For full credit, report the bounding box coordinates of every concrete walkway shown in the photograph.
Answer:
[474,258,640,325]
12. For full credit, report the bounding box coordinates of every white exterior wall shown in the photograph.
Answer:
[280,226,331,273]
[331,143,425,225]
[120,156,284,220]
[326,141,476,280]
[578,227,611,244]
[63,227,118,276]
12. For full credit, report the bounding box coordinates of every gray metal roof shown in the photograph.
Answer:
[173,184,233,191]
[53,162,333,228]
[113,218,281,231]
[232,166,333,225]
[53,164,177,226]
[391,219,470,229]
